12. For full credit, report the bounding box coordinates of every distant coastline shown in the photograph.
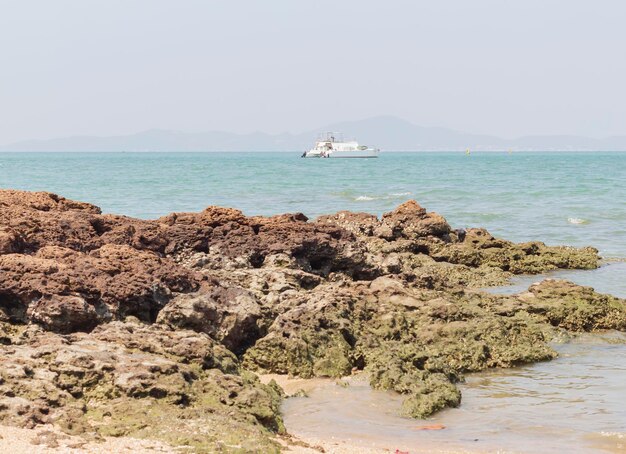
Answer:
[3,116,626,152]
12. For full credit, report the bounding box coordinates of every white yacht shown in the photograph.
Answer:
[302,132,379,158]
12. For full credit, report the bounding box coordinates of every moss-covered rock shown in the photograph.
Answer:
[0,322,283,452]
[520,279,626,331]
[243,277,624,419]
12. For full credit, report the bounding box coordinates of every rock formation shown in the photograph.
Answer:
[0,190,622,451]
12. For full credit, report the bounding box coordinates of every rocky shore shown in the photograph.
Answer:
[1,190,624,452]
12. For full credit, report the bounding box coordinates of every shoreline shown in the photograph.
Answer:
[275,332,626,454]
[263,374,484,454]
[0,189,624,452]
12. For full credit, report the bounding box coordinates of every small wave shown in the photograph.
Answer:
[568,217,588,225]
[389,192,412,197]
[354,192,412,202]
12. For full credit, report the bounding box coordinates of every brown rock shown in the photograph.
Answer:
[381,200,451,240]
[26,295,99,333]
[316,211,380,237]
[0,229,22,254]
[157,284,262,353]
[160,205,370,276]
[0,190,101,214]
[0,245,203,331]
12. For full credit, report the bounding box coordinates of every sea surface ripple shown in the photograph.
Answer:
[2,151,625,259]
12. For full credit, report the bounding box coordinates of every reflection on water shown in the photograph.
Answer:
[282,334,626,454]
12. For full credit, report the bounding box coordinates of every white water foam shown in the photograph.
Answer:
[354,192,412,202]
[389,191,412,197]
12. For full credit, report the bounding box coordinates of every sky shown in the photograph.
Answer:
[1,0,625,144]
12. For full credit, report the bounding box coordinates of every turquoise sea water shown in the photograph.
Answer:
[2,151,626,452]
[2,151,626,260]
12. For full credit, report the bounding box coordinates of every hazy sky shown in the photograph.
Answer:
[1,0,625,144]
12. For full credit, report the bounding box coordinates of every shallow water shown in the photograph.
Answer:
[282,334,626,453]
[485,261,626,298]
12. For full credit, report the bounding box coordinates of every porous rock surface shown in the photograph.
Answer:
[0,190,623,452]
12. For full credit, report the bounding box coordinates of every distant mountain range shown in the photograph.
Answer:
[3,116,626,151]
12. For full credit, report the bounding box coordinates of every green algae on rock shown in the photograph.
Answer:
[519,279,626,331]
[241,278,569,418]
[242,277,626,419]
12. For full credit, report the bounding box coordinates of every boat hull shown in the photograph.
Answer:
[328,149,379,158]
[301,133,380,158]
[303,149,379,158]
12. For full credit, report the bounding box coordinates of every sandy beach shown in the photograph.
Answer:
[0,424,175,453]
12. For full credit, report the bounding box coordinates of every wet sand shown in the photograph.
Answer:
[278,435,481,454]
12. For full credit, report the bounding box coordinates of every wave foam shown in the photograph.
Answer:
[354,192,412,202]
[389,192,412,197]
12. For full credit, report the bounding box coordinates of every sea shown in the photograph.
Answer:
[2,151,625,452]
